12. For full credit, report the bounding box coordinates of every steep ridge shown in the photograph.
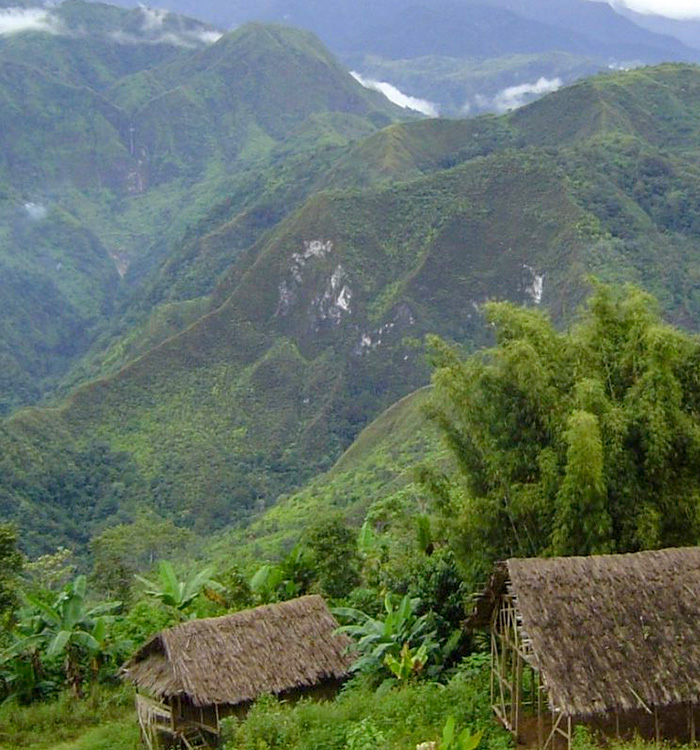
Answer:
[0,15,404,414]
[5,64,700,555]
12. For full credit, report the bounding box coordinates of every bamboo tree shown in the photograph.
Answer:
[426,283,700,576]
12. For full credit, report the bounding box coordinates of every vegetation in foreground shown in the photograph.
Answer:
[2,284,700,748]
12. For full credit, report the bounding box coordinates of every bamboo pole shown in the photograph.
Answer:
[654,706,660,744]
[690,703,696,745]
[537,670,543,749]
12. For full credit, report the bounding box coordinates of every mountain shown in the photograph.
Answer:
[209,386,442,565]
[88,0,700,116]
[0,9,403,414]
[5,63,700,557]
[608,4,700,51]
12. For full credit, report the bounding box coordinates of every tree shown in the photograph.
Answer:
[0,523,23,625]
[303,517,360,599]
[90,511,194,601]
[426,283,700,578]
[249,545,315,604]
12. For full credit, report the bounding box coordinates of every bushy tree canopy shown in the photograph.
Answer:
[427,283,700,577]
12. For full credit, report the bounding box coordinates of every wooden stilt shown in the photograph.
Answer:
[690,703,696,745]
[567,716,572,750]
[537,670,543,750]
[654,706,660,745]
[615,711,620,739]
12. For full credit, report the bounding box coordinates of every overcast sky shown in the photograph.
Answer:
[608,0,700,19]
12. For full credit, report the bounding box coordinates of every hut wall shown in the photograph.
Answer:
[280,678,346,705]
[171,697,220,733]
[168,677,346,736]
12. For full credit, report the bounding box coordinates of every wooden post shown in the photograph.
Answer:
[689,703,696,745]
[537,670,543,750]
[490,630,495,709]
[615,711,620,739]
[567,716,572,750]
[654,706,660,744]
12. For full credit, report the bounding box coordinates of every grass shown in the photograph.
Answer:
[0,687,136,750]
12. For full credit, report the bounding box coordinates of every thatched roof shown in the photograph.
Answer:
[122,595,354,707]
[468,547,700,717]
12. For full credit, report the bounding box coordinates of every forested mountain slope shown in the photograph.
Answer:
[0,7,402,414]
[4,64,700,556]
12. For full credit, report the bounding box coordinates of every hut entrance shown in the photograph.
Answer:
[135,694,216,749]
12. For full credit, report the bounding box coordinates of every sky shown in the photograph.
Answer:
[608,0,700,19]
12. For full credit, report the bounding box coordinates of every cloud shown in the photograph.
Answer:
[0,8,61,36]
[139,6,169,31]
[605,0,700,20]
[109,29,221,47]
[472,77,562,114]
[109,7,223,48]
[23,202,48,221]
[350,71,439,117]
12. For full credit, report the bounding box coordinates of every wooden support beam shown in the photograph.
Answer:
[691,703,697,745]
[654,705,660,744]
[537,670,543,749]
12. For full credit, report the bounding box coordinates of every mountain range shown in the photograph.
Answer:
[89,0,700,117]
[3,2,700,558]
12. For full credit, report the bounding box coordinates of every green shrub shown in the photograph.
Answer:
[222,660,512,750]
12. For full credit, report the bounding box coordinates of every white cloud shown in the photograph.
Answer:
[0,8,61,36]
[23,202,47,221]
[195,29,224,45]
[350,71,439,117]
[605,0,700,20]
[110,6,223,48]
[489,77,562,113]
[139,6,169,30]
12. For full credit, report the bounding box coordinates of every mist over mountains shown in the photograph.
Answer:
[0,1,402,414]
[77,0,700,116]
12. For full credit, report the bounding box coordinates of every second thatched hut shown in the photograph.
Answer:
[468,547,700,749]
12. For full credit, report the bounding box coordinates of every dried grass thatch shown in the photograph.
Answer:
[122,595,354,707]
[469,547,700,717]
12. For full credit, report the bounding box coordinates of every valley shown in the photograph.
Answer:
[3,3,700,749]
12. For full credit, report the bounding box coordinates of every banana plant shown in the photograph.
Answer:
[334,594,438,676]
[3,575,121,698]
[135,561,223,616]
[439,717,483,750]
[384,642,429,682]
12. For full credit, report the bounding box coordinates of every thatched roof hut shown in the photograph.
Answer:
[469,547,700,748]
[123,594,354,707]
[122,595,354,748]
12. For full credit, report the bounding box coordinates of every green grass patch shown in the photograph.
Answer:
[0,687,135,750]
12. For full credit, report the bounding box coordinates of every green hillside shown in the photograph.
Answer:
[6,64,700,556]
[0,12,404,414]
[211,386,445,564]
